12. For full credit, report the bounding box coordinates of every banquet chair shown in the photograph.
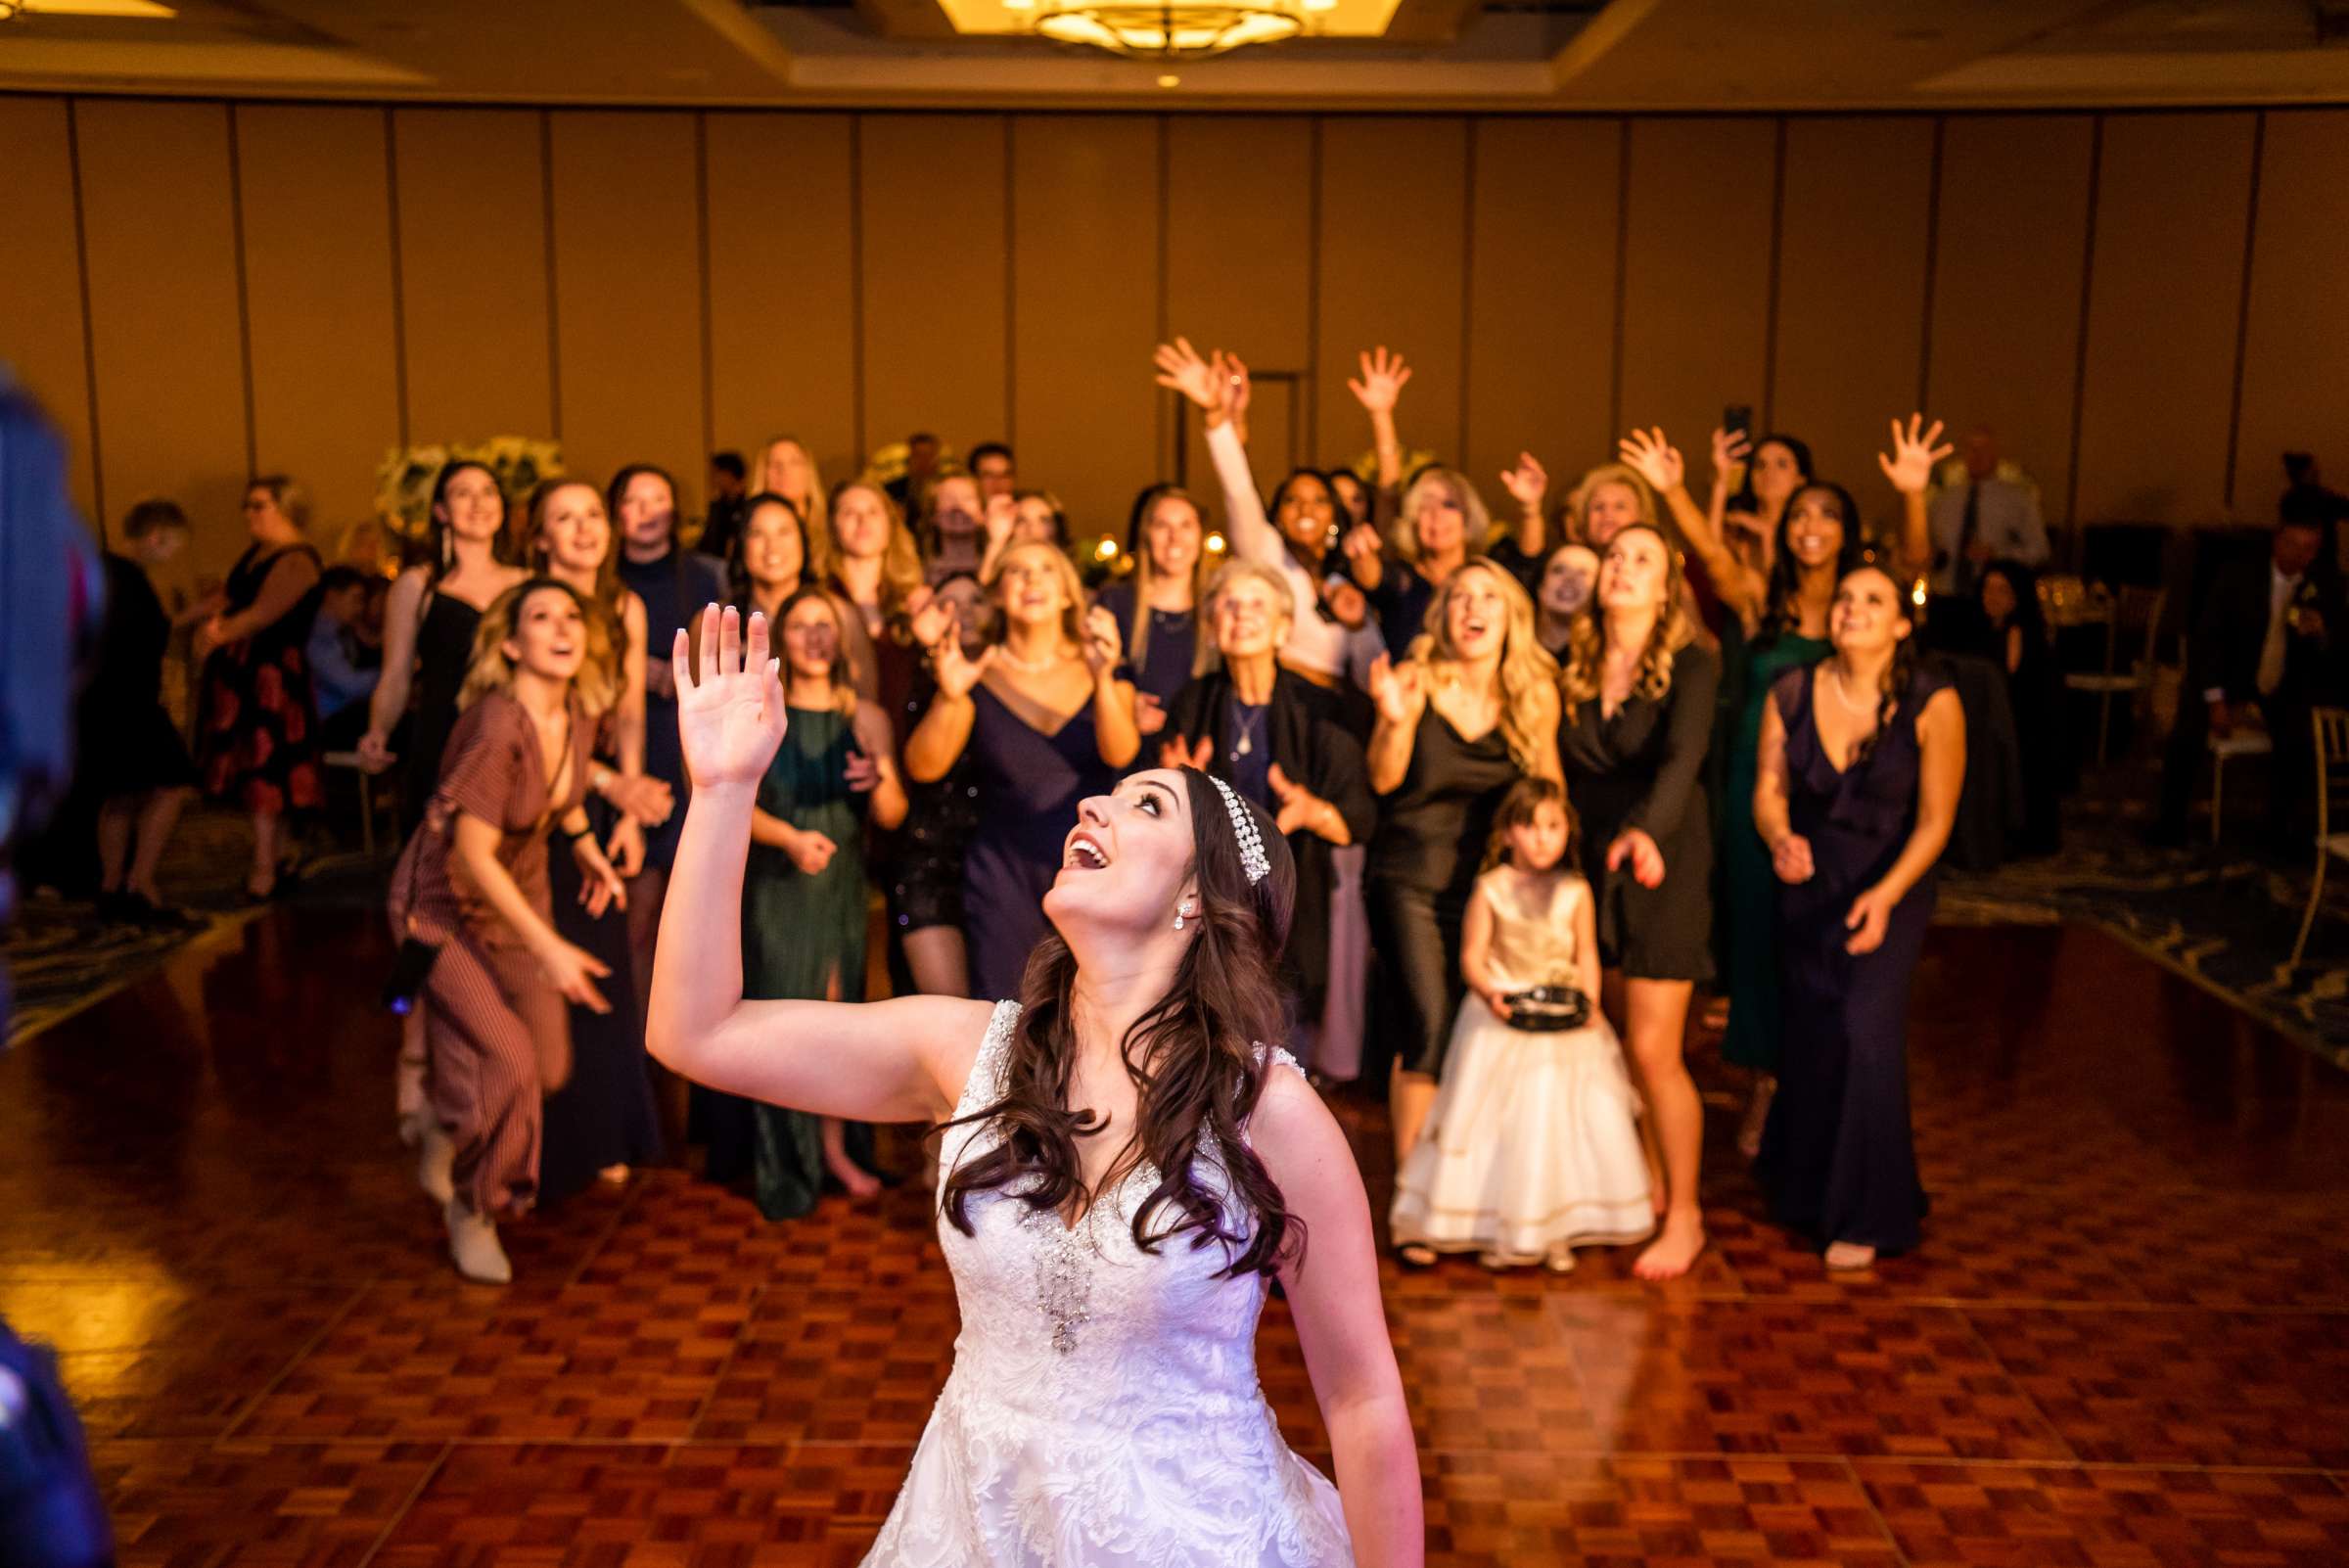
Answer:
[2287,707,2349,967]
[2063,584,2166,766]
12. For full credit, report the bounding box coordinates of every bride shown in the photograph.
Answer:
[648,605,1423,1567]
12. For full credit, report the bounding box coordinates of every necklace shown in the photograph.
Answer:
[1229,699,1267,761]
[1824,664,1880,717]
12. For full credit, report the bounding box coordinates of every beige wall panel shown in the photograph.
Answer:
[1164,115,1314,406]
[0,98,98,524]
[1010,115,1161,540]
[858,114,1008,470]
[2074,113,2256,526]
[1617,118,1776,485]
[1771,116,1933,520]
[1314,117,1469,475]
[75,99,250,576]
[236,105,400,541]
[1925,115,2095,526]
[2234,110,2349,519]
[392,109,554,451]
[548,111,705,512]
[1464,117,1621,522]
[704,112,858,489]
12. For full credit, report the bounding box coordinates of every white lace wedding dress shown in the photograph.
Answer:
[861,999,1356,1567]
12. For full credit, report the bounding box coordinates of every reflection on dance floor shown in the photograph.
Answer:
[5,911,2348,1565]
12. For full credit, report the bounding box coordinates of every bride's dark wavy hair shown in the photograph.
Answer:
[935,767,1303,1278]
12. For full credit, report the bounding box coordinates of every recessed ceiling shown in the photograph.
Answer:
[0,0,2343,107]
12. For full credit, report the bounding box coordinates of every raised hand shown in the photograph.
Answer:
[673,604,787,791]
[1367,653,1427,728]
[1617,427,1685,493]
[932,633,996,701]
[1347,346,1412,413]
[983,492,1017,550]
[1341,522,1386,591]
[1605,827,1665,890]
[1498,452,1548,514]
[1222,351,1253,424]
[1876,413,1953,496]
[1709,426,1752,484]
[1134,691,1168,736]
[1158,732,1215,771]
[1322,576,1369,630]
[1081,606,1124,677]
[910,595,954,652]
[1153,338,1226,413]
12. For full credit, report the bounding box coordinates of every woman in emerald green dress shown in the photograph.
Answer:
[736,585,907,1217]
[1617,418,1944,1154]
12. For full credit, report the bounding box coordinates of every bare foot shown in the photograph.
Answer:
[1736,1077,1776,1160]
[1396,1243,1438,1268]
[829,1158,884,1199]
[1633,1212,1706,1281]
[1823,1240,1877,1270]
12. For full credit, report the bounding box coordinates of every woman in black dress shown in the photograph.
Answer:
[529,477,671,1202]
[1365,558,1560,1189]
[362,461,528,1157]
[1557,524,1721,1281]
[193,476,325,901]
[903,541,1138,1001]
[1161,559,1375,1069]
[85,499,201,924]
[1753,562,1964,1268]
[891,573,987,1000]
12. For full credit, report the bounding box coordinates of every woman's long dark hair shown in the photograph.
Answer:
[1842,560,1918,771]
[935,768,1304,1279]
[1977,557,2048,649]
[1759,481,1868,644]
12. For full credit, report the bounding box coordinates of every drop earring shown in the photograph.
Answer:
[1173,899,1194,932]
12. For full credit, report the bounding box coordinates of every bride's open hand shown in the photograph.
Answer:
[674,603,788,791]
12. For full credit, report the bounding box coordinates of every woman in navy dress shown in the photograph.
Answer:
[904,541,1138,1001]
[1752,561,1964,1269]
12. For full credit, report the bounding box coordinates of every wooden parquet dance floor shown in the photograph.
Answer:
[6,910,2349,1565]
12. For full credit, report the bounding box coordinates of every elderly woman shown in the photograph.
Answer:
[1162,559,1375,1071]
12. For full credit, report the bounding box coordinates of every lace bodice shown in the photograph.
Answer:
[860,1000,1354,1567]
[1475,867,1587,992]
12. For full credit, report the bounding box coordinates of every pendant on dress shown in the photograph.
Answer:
[1235,734,1253,757]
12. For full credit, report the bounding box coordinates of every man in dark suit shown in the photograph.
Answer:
[2155,515,2344,848]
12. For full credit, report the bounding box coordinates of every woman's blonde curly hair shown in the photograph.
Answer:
[1559,523,1694,720]
[1405,558,1558,779]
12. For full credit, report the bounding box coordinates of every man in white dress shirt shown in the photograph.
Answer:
[2154,515,2342,849]
[1927,428,2050,638]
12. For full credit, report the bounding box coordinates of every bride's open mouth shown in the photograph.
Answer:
[1062,830,1112,872]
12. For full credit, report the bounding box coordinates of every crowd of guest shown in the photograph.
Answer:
[67,340,2335,1294]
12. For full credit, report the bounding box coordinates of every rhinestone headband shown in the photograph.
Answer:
[1208,774,1269,885]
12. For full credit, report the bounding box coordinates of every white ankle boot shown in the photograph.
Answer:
[443,1198,512,1284]
[416,1121,455,1205]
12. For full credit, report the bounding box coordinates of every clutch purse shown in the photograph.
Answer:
[1499,985,1591,1033]
[382,935,441,1015]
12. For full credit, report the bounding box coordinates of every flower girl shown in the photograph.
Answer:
[1389,777,1654,1270]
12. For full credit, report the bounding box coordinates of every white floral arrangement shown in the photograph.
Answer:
[376,436,564,541]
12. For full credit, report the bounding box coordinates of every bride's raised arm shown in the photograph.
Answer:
[647,603,993,1124]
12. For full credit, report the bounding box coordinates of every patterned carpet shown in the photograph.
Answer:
[1940,762,2349,1074]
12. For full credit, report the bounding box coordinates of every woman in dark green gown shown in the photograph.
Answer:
[732,586,907,1219]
